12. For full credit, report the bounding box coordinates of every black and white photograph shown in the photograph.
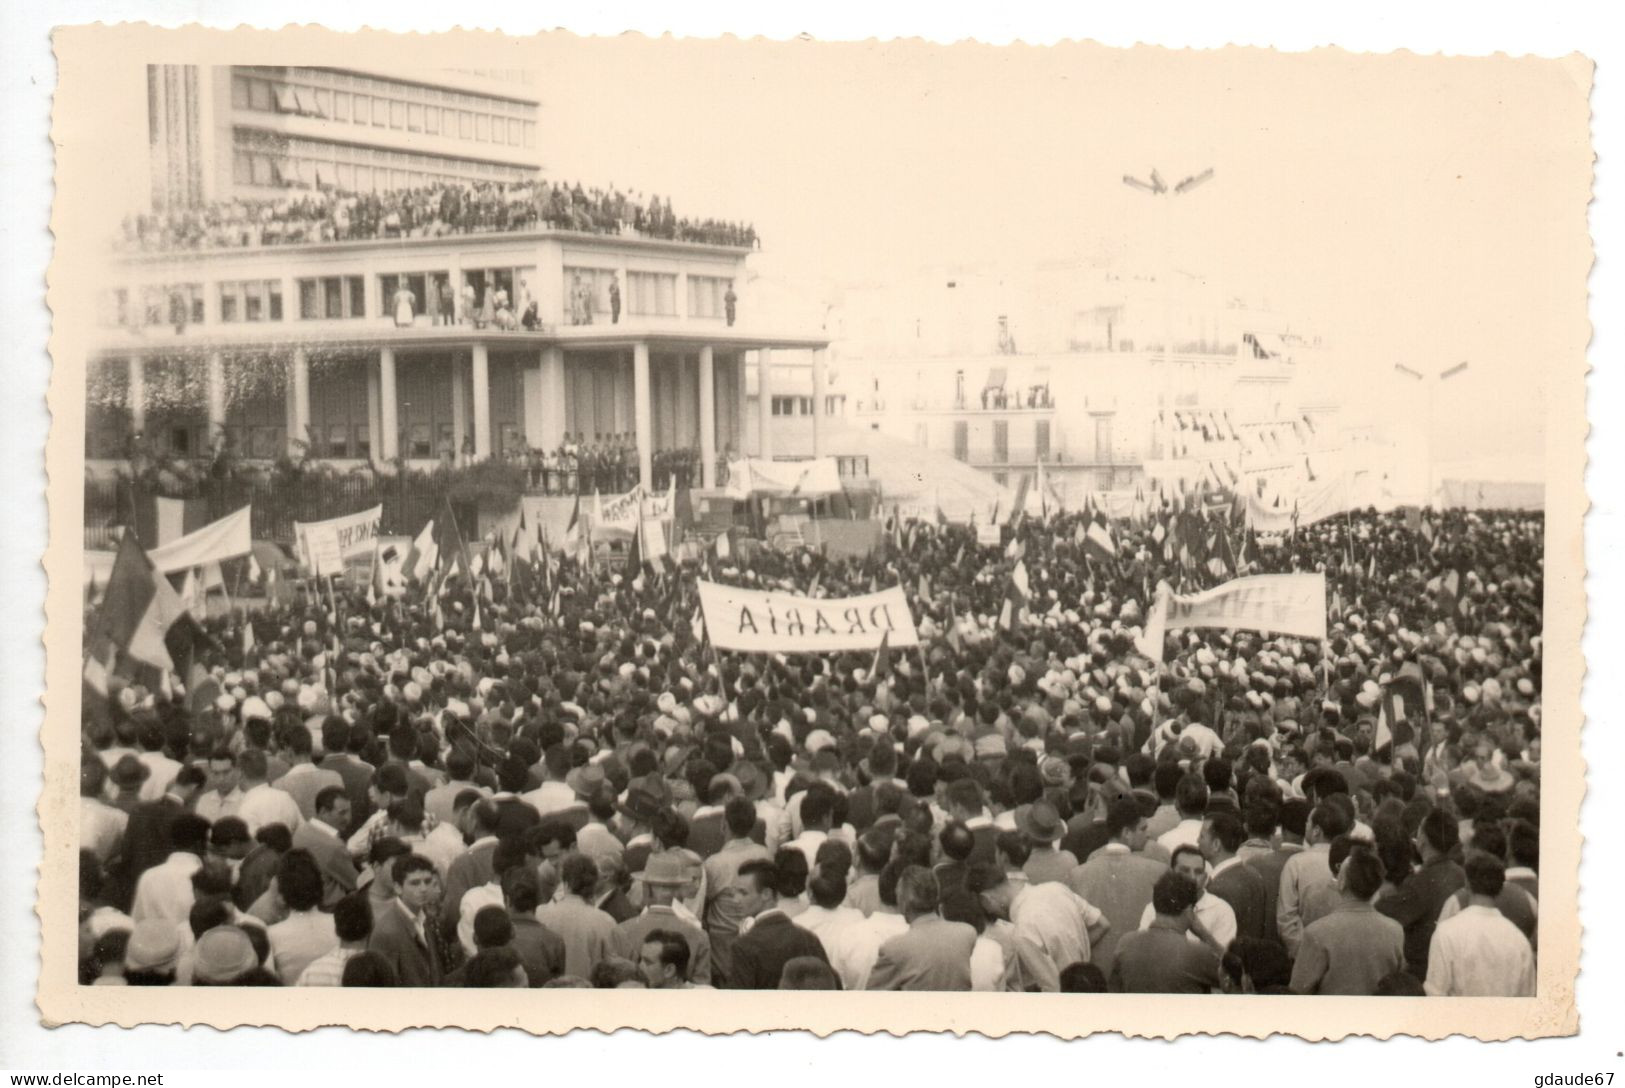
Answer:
[30,22,1591,1044]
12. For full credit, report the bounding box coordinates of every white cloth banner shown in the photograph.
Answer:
[1154,572,1327,645]
[594,486,644,537]
[1247,474,1349,533]
[697,580,919,653]
[147,506,253,574]
[640,517,668,563]
[724,457,843,499]
[294,505,383,577]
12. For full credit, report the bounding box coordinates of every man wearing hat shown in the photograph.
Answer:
[612,853,713,984]
[1017,802,1078,885]
[122,919,181,985]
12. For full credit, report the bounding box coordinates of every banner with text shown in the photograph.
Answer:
[1156,572,1327,644]
[294,505,382,578]
[593,486,644,537]
[697,580,919,653]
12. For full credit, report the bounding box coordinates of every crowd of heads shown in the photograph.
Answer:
[118,179,760,254]
[79,497,1543,993]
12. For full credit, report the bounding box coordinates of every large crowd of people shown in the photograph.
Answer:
[117,179,760,253]
[78,499,1543,995]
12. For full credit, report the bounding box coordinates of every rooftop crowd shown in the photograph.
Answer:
[79,497,1543,996]
[117,179,760,253]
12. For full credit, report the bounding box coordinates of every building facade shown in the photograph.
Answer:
[831,266,1358,504]
[145,64,541,210]
[87,227,828,493]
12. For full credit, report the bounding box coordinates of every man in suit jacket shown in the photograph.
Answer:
[437,801,502,943]
[318,719,374,837]
[726,858,830,988]
[866,866,977,991]
[1068,797,1166,974]
[366,854,443,987]
[1245,798,1308,941]
[1202,812,1270,942]
[292,786,360,907]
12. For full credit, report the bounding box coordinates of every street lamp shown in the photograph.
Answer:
[1394,361,1469,509]
[1123,166,1215,480]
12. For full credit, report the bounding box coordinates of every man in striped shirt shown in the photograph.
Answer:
[297,893,374,986]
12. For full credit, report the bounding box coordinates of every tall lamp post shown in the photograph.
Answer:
[1394,361,1469,509]
[1123,167,1214,491]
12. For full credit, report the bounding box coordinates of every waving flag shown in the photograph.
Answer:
[1084,519,1117,565]
[88,532,188,673]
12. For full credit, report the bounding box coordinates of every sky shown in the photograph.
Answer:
[79,36,1590,472]
[521,37,1588,471]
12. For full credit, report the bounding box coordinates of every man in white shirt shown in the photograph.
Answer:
[972,864,1110,991]
[521,746,578,817]
[1139,845,1237,952]
[794,868,877,991]
[79,758,127,864]
[267,850,339,984]
[194,750,244,825]
[130,813,210,926]
[784,784,840,868]
[297,892,373,985]
[1155,774,1210,857]
[135,724,182,803]
[1425,854,1536,997]
[235,749,304,837]
[457,837,532,958]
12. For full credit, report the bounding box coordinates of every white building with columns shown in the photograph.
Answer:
[86,226,831,495]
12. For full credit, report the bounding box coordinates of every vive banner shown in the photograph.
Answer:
[1147,573,1328,654]
[294,505,383,577]
[697,580,919,653]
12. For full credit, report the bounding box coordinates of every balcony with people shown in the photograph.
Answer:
[116,177,761,254]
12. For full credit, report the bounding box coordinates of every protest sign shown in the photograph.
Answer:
[294,505,382,578]
[697,580,919,653]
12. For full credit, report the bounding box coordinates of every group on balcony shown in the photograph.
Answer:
[117,178,761,254]
[510,437,703,495]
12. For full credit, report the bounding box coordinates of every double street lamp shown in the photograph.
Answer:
[1394,361,1470,509]
[1123,167,1215,472]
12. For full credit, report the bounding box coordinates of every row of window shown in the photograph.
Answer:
[770,396,817,417]
[950,420,1054,461]
[100,286,207,329]
[232,75,537,150]
[263,67,535,114]
[101,270,735,327]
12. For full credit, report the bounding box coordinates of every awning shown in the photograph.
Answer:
[274,84,299,113]
[983,367,1007,391]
